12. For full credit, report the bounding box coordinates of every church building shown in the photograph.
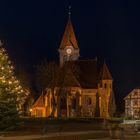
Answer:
[31,15,116,118]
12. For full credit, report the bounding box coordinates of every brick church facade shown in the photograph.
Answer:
[31,16,116,118]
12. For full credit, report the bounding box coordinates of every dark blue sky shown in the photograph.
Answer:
[0,0,140,110]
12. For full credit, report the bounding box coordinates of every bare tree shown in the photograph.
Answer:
[35,61,79,118]
[35,61,59,117]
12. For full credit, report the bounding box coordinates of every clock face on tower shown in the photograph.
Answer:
[66,48,72,55]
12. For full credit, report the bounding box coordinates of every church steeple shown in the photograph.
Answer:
[59,15,78,49]
[59,9,80,65]
[99,61,113,80]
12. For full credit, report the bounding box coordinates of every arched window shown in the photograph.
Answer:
[60,98,67,109]
[104,83,107,88]
[88,98,92,105]
[63,55,68,61]
[86,97,92,105]
[72,98,76,109]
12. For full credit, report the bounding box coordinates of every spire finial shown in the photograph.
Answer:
[68,5,71,17]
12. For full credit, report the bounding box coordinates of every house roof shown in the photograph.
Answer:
[59,17,79,49]
[32,93,45,108]
[124,86,140,100]
[135,86,140,89]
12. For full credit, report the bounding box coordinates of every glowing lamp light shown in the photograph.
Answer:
[30,108,33,112]
[9,81,12,84]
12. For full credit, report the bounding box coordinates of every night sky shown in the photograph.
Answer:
[0,0,140,111]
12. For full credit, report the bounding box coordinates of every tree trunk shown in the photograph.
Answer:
[50,88,57,118]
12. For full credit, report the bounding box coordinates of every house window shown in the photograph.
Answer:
[125,100,130,106]
[133,99,138,106]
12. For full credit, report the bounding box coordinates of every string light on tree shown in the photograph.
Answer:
[0,40,27,130]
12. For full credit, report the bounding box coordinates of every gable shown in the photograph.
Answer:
[124,88,140,100]
[32,94,45,108]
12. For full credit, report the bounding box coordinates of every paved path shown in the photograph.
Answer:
[0,131,140,140]
[0,131,105,140]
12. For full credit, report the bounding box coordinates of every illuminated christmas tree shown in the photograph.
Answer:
[0,40,26,130]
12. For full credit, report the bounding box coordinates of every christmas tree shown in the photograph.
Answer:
[0,40,26,131]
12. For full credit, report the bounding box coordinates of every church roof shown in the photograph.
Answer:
[63,59,99,89]
[56,62,81,88]
[32,94,45,108]
[59,17,79,49]
[74,60,99,88]
[99,62,113,80]
[62,69,81,87]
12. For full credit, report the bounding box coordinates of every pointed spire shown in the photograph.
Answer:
[59,9,79,49]
[99,61,113,80]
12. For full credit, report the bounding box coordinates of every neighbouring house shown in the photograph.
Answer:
[31,15,116,118]
[124,87,140,118]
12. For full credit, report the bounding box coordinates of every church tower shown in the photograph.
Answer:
[98,62,113,117]
[59,14,80,66]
